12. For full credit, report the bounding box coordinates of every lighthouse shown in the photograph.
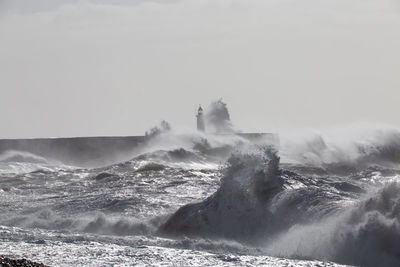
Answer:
[196,105,205,132]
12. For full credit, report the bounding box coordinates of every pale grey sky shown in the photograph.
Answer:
[1,0,399,138]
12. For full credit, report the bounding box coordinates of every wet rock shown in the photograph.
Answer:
[0,256,49,267]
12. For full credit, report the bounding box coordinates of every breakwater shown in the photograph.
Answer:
[0,133,277,167]
[0,136,147,167]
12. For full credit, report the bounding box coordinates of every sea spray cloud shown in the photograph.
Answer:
[145,120,172,138]
[265,182,400,267]
[279,124,400,172]
[205,99,235,134]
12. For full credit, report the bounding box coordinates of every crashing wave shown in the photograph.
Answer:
[205,99,235,133]
[266,182,400,267]
[0,150,49,164]
[3,208,162,237]
[158,144,400,266]
[127,147,229,170]
[158,146,351,241]
[281,127,400,173]
[0,150,72,174]
[159,147,284,241]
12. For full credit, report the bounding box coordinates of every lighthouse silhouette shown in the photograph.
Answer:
[196,105,205,132]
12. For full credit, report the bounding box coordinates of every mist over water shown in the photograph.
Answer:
[205,99,235,134]
[1,103,400,266]
[279,124,400,170]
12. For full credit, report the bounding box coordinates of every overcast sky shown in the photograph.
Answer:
[1,0,399,138]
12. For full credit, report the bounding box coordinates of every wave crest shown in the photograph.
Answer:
[0,150,49,164]
[281,127,400,173]
[266,182,400,267]
[159,146,283,240]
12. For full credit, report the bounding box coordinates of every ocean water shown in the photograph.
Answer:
[1,129,400,266]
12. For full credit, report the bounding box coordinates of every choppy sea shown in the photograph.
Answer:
[1,128,400,266]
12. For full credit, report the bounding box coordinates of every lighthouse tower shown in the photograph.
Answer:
[196,105,205,132]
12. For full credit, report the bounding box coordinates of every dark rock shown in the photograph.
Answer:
[0,256,49,267]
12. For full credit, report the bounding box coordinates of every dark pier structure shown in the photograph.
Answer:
[0,136,147,167]
[0,132,277,168]
[0,107,277,167]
